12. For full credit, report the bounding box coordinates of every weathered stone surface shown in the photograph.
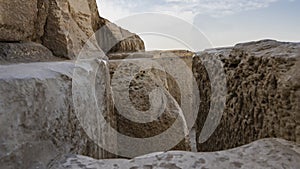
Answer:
[0,0,49,42]
[34,0,50,42]
[51,138,300,169]
[0,0,38,41]
[42,0,96,59]
[108,50,193,62]
[95,17,145,54]
[0,61,116,169]
[41,0,145,59]
[0,0,145,59]
[0,42,63,64]
[109,50,194,104]
[193,40,300,151]
[110,59,190,154]
[108,51,196,155]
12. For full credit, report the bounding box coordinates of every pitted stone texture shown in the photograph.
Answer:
[109,50,194,104]
[109,58,191,154]
[42,0,96,59]
[193,40,300,152]
[108,50,193,62]
[0,42,63,64]
[0,0,49,42]
[0,0,37,41]
[51,138,300,169]
[0,61,116,169]
[109,51,195,154]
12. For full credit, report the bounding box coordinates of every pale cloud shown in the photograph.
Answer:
[96,0,299,50]
[97,0,279,22]
[96,0,132,21]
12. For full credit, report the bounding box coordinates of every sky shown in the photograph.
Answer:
[96,0,300,51]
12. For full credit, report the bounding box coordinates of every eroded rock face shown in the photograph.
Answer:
[0,0,145,59]
[96,18,145,54]
[42,0,96,59]
[193,40,300,151]
[0,61,116,169]
[108,51,195,155]
[41,0,144,59]
[110,59,191,154]
[0,0,49,42]
[51,138,300,169]
[109,50,194,104]
[0,0,37,41]
[0,42,63,64]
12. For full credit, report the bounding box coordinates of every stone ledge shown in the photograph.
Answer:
[0,61,116,169]
[193,40,300,152]
[51,138,300,169]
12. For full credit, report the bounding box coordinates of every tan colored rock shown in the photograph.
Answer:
[34,0,50,42]
[95,17,145,54]
[51,138,300,169]
[0,0,38,41]
[109,50,195,113]
[108,50,193,63]
[0,61,116,169]
[0,42,63,64]
[0,0,49,42]
[42,0,145,59]
[42,0,95,59]
[193,40,300,151]
[0,0,145,59]
[108,51,196,155]
[110,59,190,154]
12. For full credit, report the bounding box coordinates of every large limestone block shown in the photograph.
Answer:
[42,0,145,59]
[0,0,38,41]
[0,0,145,58]
[42,0,96,59]
[95,17,145,54]
[193,40,300,151]
[108,51,197,156]
[109,50,194,104]
[0,61,116,169]
[86,0,144,55]
[0,0,49,42]
[0,42,63,64]
[110,59,191,154]
[52,138,300,169]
